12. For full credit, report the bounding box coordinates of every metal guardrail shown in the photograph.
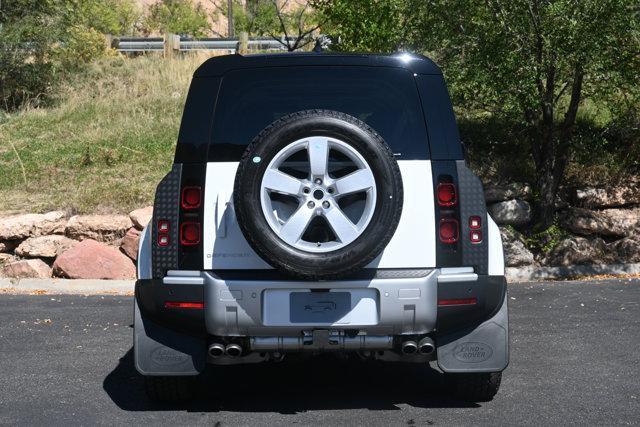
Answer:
[114,36,286,53]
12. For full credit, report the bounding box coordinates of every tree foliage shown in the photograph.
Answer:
[0,0,141,110]
[211,0,321,50]
[316,0,640,228]
[144,0,209,37]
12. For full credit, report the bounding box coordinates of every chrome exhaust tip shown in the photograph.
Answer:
[208,343,225,358]
[418,337,435,355]
[225,343,243,357]
[401,340,418,355]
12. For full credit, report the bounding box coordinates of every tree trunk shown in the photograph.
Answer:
[531,65,584,230]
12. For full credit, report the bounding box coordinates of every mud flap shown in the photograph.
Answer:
[437,295,509,373]
[134,301,206,376]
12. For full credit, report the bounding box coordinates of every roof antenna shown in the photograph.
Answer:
[313,39,322,53]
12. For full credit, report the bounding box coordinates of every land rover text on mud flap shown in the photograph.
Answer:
[134,53,509,403]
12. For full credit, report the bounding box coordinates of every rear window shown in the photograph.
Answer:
[208,66,429,161]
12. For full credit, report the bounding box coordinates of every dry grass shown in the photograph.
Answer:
[0,53,211,214]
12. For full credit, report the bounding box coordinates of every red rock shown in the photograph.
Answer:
[15,235,77,258]
[129,206,153,230]
[0,211,67,240]
[1,259,52,279]
[65,215,132,244]
[120,228,141,261]
[53,239,136,279]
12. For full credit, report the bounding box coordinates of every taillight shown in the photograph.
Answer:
[439,218,459,244]
[157,219,170,246]
[470,230,482,243]
[158,220,170,233]
[180,222,200,246]
[181,186,201,210]
[437,183,457,207]
[469,216,481,229]
[438,297,477,306]
[164,301,204,309]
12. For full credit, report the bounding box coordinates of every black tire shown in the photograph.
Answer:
[448,371,502,402]
[144,376,195,402]
[234,110,403,280]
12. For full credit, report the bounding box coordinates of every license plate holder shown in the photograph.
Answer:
[289,292,351,323]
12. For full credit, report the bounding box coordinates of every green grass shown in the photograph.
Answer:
[0,54,208,214]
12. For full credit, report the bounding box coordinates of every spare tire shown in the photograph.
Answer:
[233,110,403,280]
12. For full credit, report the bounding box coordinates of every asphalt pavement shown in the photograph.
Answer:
[0,279,638,425]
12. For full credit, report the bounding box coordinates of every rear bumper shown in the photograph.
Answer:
[135,268,506,338]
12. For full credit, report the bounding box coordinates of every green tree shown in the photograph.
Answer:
[0,0,140,110]
[211,0,321,51]
[144,0,209,37]
[317,0,640,228]
[312,0,414,52]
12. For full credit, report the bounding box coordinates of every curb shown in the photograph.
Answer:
[506,263,640,282]
[0,278,134,295]
[1,264,639,295]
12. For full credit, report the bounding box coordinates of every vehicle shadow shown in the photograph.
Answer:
[103,348,479,413]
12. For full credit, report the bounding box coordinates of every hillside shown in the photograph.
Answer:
[0,54,207,214]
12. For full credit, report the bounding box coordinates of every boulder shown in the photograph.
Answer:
[65,215,132,244]
[545,236,614,267]
[499,227,535,267]
[0,253,17,266]
[15,235,77,259]
[560,207,640,238]
[484,183,532,203]
[487,199,532,226]
[129,206,153,230]
[120,228,141,261]
[52,239,136,279]
[0,211,67,240]
[610,236,640,263]
[572,186,640,208]
[1,259,52,279]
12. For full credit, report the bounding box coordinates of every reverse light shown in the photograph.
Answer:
[439,218,459,244]
[181,186,202,210]
[158,235,170,246]
[437,183,457,207]
[180,222,201,246]
[158,220,170,233]
[469,216,481,229]
[164,301,204,309]
[470,230,483,243]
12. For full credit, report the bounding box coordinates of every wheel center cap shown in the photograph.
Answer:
[313,189,325,200]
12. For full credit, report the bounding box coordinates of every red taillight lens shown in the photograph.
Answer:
[439,218,459,244]
[164,301,204,309]
[437,183,457,207]
[438,297,477,306]
[181,186,201,210]
[180,222,200,246]
[470,230,483,243]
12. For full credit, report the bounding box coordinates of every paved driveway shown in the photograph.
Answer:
[0,279,638,425]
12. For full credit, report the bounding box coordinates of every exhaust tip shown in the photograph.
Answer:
[418,343,435,355]
[225,343,243,357]
[401,340,418,355]
[208,343,225,358]
[418,337,435,355]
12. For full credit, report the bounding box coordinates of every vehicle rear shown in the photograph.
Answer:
[134,53,508,403]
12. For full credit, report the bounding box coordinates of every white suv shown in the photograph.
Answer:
[134,52,509,402]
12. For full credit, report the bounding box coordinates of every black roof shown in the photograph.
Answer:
[193,52,442,77]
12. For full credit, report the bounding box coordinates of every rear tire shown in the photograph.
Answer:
[448,371,502,402]
[144,376,195,402]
